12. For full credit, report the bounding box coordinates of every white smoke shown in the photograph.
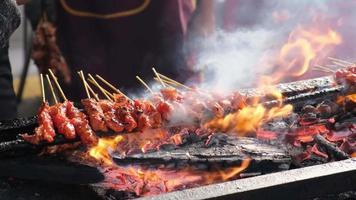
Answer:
[189,0,356,91]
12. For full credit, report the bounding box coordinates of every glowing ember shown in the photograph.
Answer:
[352,152,356,158]
[101,159,251,196]
[89,135,124,165]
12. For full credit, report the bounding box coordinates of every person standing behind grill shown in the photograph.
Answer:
[0,0,25,120]
[51,0,215,100]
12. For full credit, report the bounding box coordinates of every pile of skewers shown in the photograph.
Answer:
[20,68,240,147]
[21,58,356,148]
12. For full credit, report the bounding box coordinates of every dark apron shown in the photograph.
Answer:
[56,0,195,100]
[0,44,17,120]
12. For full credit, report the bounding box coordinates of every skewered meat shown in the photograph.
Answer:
[156,101,173,121]
[66,101,98,146]
[81,98,108,132]
[49,103,76,139]
[335,66,356,84]
[160,88,182,101]
[32,20,71,83]
[21,102,56,144]
[99,100,125,132]
[116,106,137,132]
[113,93,130,107]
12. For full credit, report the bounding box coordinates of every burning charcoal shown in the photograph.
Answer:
[195,163,209,170]
[334,121,355,131]
[301,105,319,114]
[314,134,350,160]
[317,104,332,118]
[300,113,319,125]
[322,100,340,114]
[205,133,228,147]
[158,143,176,151]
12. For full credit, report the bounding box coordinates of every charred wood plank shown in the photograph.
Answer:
[0,155,104,184]
[240,76,335,98]
[314,134,350,160]
[113,135,291,174]
[263,85,344,110]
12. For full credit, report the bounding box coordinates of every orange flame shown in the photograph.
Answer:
[351,152,356,158]
[205,103,292,135]
[337,94,356,104]
[89,135,124,165]
[268,26,342,83]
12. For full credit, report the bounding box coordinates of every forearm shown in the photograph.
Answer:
[0,0,21,48]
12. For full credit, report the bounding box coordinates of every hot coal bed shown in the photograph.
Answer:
[0,75,355,200]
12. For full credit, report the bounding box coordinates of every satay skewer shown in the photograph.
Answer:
[152,67,165,87]
[157,72,192,90]
[331,61,347,67]
[314,65,335,73]
[77,71,90,99]
[328,57,354,65]
[153,77,187,90]
[95,74,132,101]
[78,71,99,101]
[46,74,58,104]
[48,69,67,101]
[40,74,46,103]
[136,75,153,94]
[88,74,113,101]
[87,78,114,99]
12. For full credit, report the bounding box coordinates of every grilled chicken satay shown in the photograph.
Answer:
[116,105,138,132]
[99,100,125,132]
[66,101,98,146]
[49,102,76,139]
[22,102,56,144]
[81,98,108,132]
[335,66,356,85]
[132,100,152,131]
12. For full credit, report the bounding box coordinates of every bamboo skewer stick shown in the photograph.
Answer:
[48,69,67,101]
[40,74,45,103]
[95,74,132,101]
[46,74,58,104]
[79,71,99,101]
[331,61,347,67]
[153,77,178,88]
[328,57,354,65]
[312,68,332,73]
[157,72,192,90]
[314,65,335,73]
[152,67,165,87]
[95,74,120,93]
[77,71,90,99]
[136,75,153,94]
[89,79,114,98]
[88,74,113,101]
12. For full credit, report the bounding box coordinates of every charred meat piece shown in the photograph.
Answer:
[49,103,76,139]
[22,102,56,144]
[335,66,356,85]
[99,100,125,132]
[66,101,98,146]
[156,101,173,121]
[81,98,108,132]
[116,106,137,132]
[160,88,182,101]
